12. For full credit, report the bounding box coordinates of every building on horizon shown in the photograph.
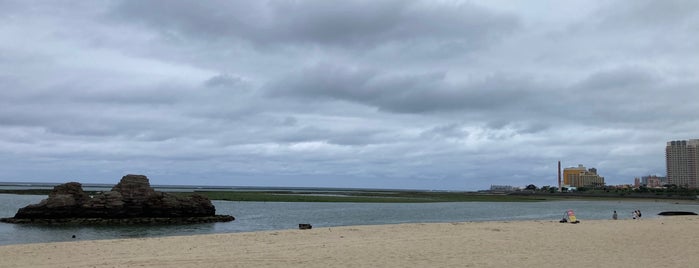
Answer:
[640,175,667,188]
[562,164,605,188]
[489,185,518,192]
[666,139,699,188]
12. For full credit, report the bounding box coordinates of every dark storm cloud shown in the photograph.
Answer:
[266,63,540,114]
[204,73,245,88]
[110,0,518,50]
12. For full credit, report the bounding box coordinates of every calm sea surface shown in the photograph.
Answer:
[1,193,698,246]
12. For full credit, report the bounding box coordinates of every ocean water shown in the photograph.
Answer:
[1,194,697,246]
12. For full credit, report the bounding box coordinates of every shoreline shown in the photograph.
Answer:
[3,190,698,204]
[2,217,698,267]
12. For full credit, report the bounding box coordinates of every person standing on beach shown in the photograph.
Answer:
[632,210,637,219]
[613,211,618,220]
[637,210,641,219]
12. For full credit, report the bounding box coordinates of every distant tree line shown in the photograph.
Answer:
[522,184,699,197]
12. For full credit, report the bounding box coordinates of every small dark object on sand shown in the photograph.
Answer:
[299,223,312,230]
[658,211,698,216]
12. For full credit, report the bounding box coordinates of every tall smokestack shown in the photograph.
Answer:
[558,161,562,192]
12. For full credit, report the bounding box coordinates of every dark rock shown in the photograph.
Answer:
[2,174,234,225]
[13,182,90,219]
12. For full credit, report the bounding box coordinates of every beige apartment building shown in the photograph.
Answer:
[562,164,605,188]
[666,139,699,188]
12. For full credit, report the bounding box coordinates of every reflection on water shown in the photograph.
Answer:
[1,194,697,245]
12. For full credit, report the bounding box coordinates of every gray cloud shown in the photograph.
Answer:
[565,66,699,125]
[594,0,699,30]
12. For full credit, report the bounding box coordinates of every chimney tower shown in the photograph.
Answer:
[558,161,562,192]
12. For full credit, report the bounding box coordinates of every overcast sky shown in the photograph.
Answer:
[1,0,698,190]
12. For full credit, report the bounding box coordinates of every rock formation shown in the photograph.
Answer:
[1,174,234,224]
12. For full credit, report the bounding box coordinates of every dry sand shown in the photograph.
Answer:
[1,217,698,268]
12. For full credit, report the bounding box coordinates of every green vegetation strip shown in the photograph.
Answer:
[172,191,553,203]
[0,189,102,196]
[0,189,550,202]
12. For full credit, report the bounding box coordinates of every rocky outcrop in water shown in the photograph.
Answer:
[0,174,234,225]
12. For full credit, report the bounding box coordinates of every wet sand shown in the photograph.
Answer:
[1,217,697,268]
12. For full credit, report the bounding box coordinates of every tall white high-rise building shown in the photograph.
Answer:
[665,139,699,188]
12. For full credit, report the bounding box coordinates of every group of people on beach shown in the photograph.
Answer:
[632,210,642,219]
[612,210,641,220]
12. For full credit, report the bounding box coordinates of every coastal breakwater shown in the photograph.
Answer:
[0,174,234,225]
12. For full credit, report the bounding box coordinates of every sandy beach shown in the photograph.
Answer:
[1,216,697,268]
